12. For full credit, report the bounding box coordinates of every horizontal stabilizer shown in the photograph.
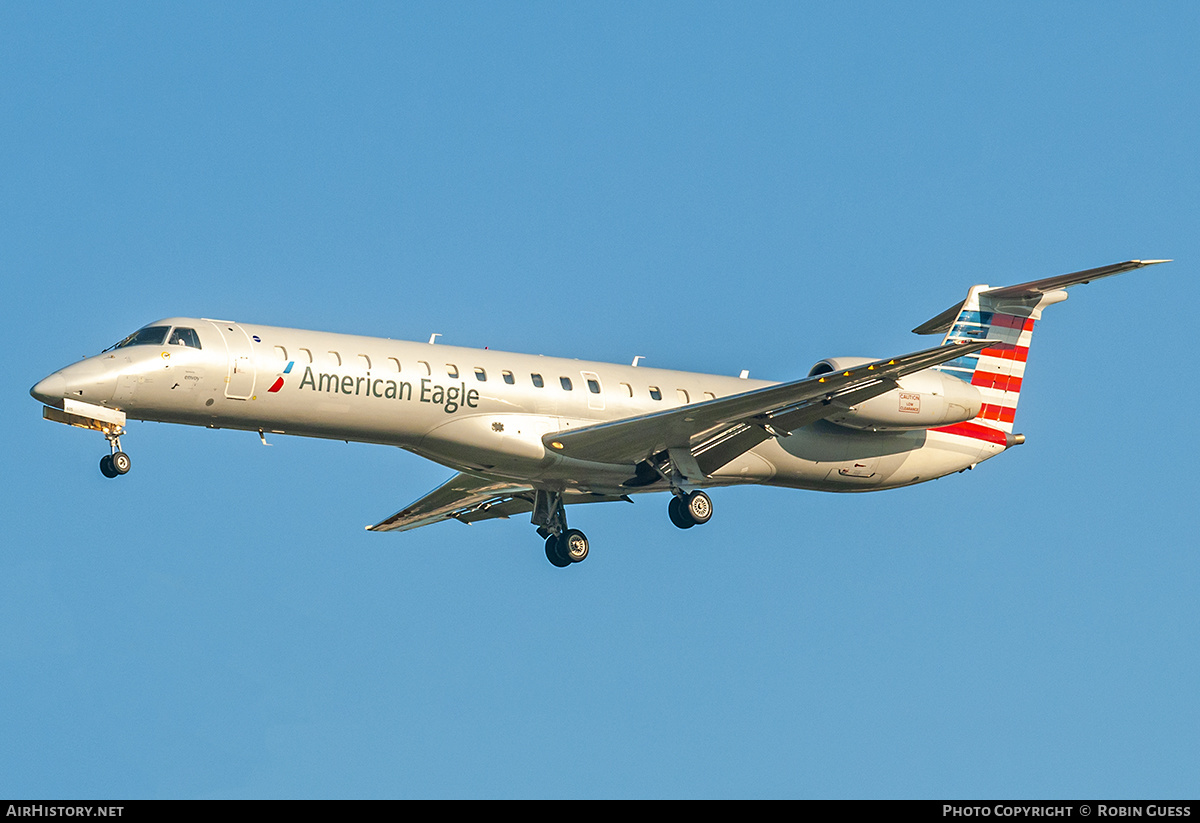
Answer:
[913,259,1170,335]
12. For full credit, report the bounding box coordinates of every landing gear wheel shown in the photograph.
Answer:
[110,451,131,475]
[100,455,118,478]
[561,529,589,563]
[668,496,695,529]
[684,490,712,525]
[545,535,571,568]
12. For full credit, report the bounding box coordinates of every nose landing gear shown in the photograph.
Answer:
[100,451,131,477]
[99,430,131,478]
[37,398,133,479]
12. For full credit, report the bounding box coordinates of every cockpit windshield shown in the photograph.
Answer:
[106,325,202,352]
[111,326,170,350]
[168,327,201,349]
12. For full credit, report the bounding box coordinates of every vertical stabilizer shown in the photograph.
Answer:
[911,259,1169,446]
[931,286,1067,437]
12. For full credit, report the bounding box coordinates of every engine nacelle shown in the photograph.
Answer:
[807,357,983,431]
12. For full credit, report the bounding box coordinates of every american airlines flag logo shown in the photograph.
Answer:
[267,361,294,393]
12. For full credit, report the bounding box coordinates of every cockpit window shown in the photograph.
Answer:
[168,327,201,349]
[112,326,169,349]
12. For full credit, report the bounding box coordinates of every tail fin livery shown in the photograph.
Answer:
[913,259,1170,444]
[930,285,1053,439]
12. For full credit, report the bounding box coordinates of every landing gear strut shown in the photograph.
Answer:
[99,429,131,478]
[533,490,589,568]
[669,490,712,529]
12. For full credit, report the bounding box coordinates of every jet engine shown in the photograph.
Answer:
[807,357,983,431]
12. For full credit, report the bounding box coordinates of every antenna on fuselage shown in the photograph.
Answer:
[428,333,441,344]
[632,356,645,367]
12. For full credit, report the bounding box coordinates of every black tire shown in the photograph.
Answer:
[668,496,694,529]
[99,455,118,478]
[684,490,712,525]
[545,535,571,568]
[110,451,131,475]
[561,529,589,563]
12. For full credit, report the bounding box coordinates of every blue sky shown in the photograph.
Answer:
[2,2,1197,799]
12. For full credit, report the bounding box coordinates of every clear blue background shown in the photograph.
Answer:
[2,2,1196,799]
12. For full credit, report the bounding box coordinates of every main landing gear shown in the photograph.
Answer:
[98,429,131,479]
[668,490,712,530]
[531,488,714,567]
[533,490,590,569]
[544,529,590,568]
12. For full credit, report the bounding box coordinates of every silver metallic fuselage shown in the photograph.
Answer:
[31,317,999,496]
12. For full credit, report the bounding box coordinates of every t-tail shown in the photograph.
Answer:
[912,259,1170,445]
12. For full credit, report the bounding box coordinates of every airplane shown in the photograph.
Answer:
[30,259,1167,567]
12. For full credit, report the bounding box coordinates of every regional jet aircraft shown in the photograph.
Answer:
[30,260,1167,567]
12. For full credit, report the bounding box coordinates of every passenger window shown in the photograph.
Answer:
[677,389,689,403]
[587,379,601,394]
[358,354,372,370]
[298,348,313,363]
[649,387,662,401]
[329,351,342,366]
[168,327,202,349]
[620,382,633,397]
[560,377,573,391]
[273,345,287,360]
[417,360,431,376]
[502,370,515,385]
[531,373,544,388]
[703,391,716,401]
[387,357,402,373]
[446,364,459,378]
[474,367,487,381]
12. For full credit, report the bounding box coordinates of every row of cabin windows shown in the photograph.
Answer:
[273,345,715,402]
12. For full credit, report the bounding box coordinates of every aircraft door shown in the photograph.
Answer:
[207,321,257,399]
[581,371,604,411]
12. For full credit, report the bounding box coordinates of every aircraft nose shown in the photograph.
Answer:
[31,358,119,406]
[30,372,66,405]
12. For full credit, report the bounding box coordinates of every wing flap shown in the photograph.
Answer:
[543,339,990,467]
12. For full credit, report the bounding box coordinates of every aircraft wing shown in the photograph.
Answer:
[541,339,990,469]
[367,472,630,533]
[366,473,536,532]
